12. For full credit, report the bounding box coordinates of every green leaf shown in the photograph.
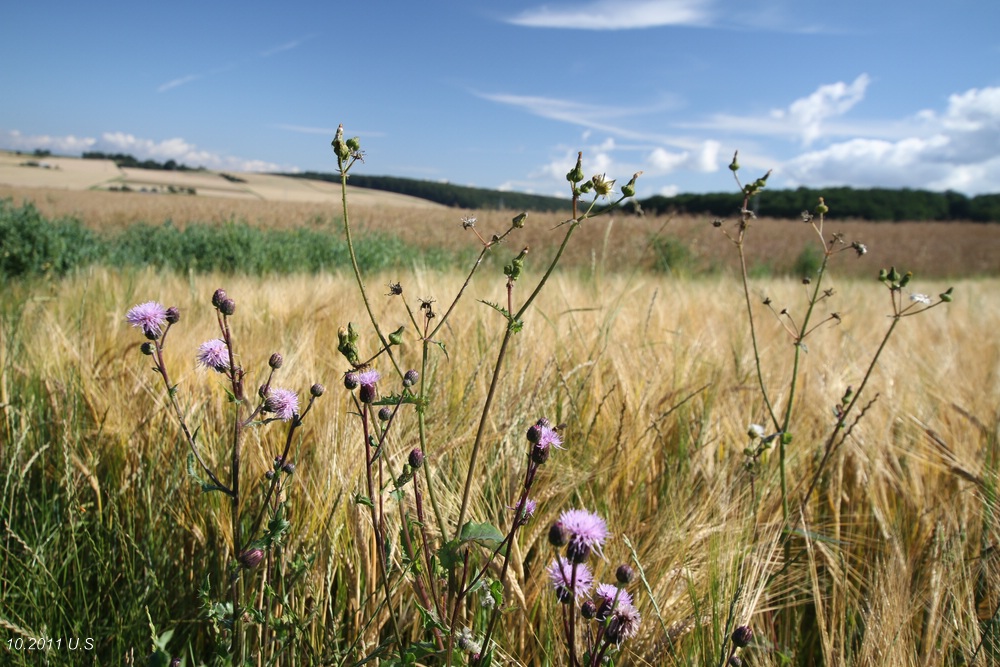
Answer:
[459,521,505,549]
[354,493,374,508]
[479,299,513,321]
[437,539,463,570]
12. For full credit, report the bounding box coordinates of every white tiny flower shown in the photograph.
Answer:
[748,424,766,439]
[909,293,931,305]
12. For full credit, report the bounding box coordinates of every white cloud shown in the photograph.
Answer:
[2,130,97,153]
[775,74,870,145]
[507,0,711,30]
[694,74,872,145]
[646,139,719,173]
[782,87,1000,194]
[1,129,292,173]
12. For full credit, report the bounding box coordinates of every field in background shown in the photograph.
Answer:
[2,182,999,278]
[1,265,998,665]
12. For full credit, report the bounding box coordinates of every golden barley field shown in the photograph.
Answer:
[2,256,998,665]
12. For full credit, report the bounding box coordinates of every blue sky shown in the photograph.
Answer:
[2,0,999,198]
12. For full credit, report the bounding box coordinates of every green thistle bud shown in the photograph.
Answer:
[899,271,912,288]
[878,268,888,281]
[815,197,829,216]
[888,267,901,283]
[346,136,361,151]
[566,152,585,183]
[140,342,155,356]
[780,432,793,446]
[331,124,350,161]
[729,151,740,172]
[337,323,361,366]
[621,171,642,198]
[940,287,954,302]
[512,212,527,229]
[388,325,404,346]
[578,180,594,194]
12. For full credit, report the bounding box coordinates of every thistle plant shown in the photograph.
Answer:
[544,509,642,666]
[721,151,954,655]
[327,125,643,664]
[126,289,323,665]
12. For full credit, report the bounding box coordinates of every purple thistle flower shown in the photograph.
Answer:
[264,388,299,421]
[510,497,537,525]
[595,582,633,609]
[605,600,642,644]
[126,301,168,339]
[356,368,380,387]
[559,508,608,562]
[357,368,380,404]
[547,556,593,603]
[196,339,229,372]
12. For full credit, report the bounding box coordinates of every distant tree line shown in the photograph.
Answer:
[283,172,569,213]
[640,186,1000,223]
[286,171,998,222]
[82,152,203,172]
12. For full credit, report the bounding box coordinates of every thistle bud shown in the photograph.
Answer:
[512,212,527,228]
[359,384,376,404]
[239,548,265,569]
[212,288,228,308]
[566,152,585,183]
[346,136,361,151]
[403,369,419,387]
[616,564,635,584]
[815,197,829,216]
[165,306,180,324]
[548,521,568,547]
[731,625,753,648]
[378,406,392,422]
[940,287,954,302]
[581,600,597,619]
[140,342,155,356]
[310,383,326,397]
[408,447,424,469]
[621,171,642,197]
[282,462,295,474]
[388,326,404,346]
[344,372,359,390]
[729,151,740,172]
[269,353,283,369]
[219,298,236,316]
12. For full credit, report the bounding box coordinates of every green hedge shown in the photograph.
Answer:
[0,199,454,279]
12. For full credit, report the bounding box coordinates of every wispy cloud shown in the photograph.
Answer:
[506,0,711,30]
[684,75,873,144]
[261,34,315,57]
[274,124,387,138]
[157,74,202,93]
[156,64,235,94]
